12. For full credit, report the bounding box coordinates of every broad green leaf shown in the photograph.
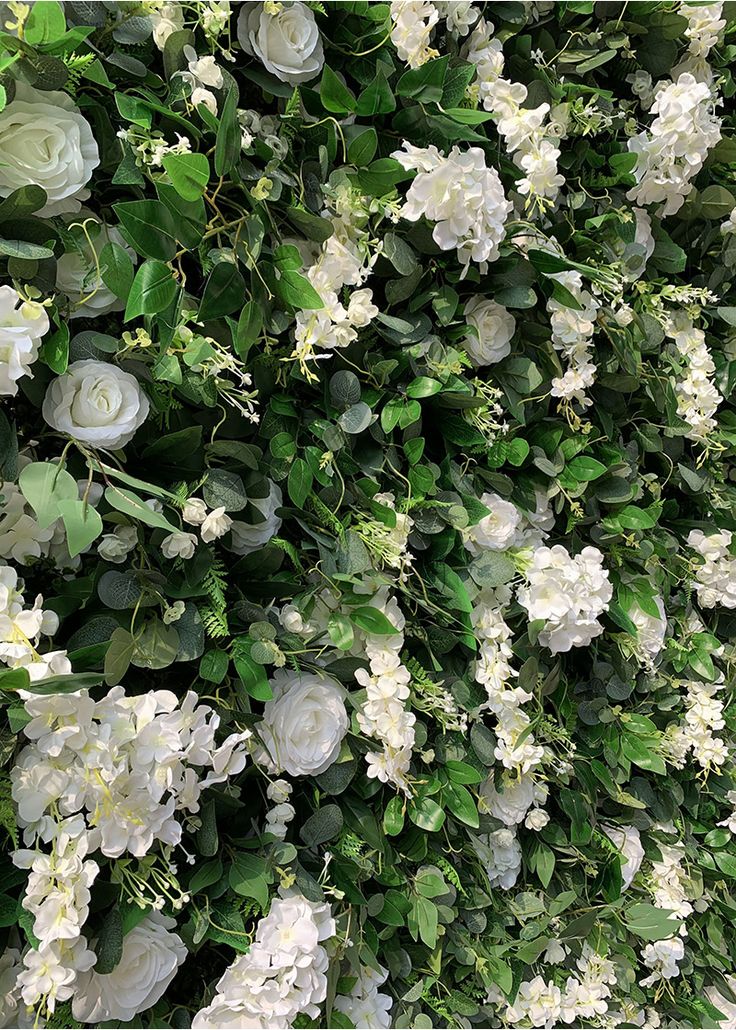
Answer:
[114,200,178,260]
[624,903,681,941]
[100,241,134,300]
[199,262,246,320]
[58,499,103,558]
[19,462,78,529]
[162,152,210,201]
[124,260,178,320]
[350,606,398,636]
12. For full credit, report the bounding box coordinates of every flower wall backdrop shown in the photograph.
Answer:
[1,1,736,1028]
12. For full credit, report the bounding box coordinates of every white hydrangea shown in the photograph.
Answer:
[334,965,393,1029]
[640,937,685,988]
[627,73,721,215]
[389,0,439,68]
[435,0,478,36]
[649,837,694,922]
[688,528,736,608]
[0,287,49,397]
[392,141,512,269]
[517,545,612,653]
[682,1,725,59]
[547,269,600,408]
[504,976,562,1027]
[192,893,334,1029]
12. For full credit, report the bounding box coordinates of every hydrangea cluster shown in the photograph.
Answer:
[191,893,335,1029]
[688,529,736,608]
[355,590,416,792]
[628,73,721,215]
[668,677,729,771]
[517,545,613,653]
[334,965,394,1029]
[0,286,49,397]
[392,141,512,268]
[389,0,439,69]
[465,18,564,207]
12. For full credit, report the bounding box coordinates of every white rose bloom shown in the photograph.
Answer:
[161,531,198,560]
[72,913,186,1023]
[42,360,149,450]
[463,296,516,365]
[603,824,645,890]
[463,492,521,555]
[230,481,283,555]
[237,1,324,86]
[0,83,100,216]
[150,1,185,49]
[0,287,49,397]
[481,773,537,826]
[257,670,349,777]
[630,596,667,665]
[201,506,232,543]
[56,220,135,319]
[97,525,138,564]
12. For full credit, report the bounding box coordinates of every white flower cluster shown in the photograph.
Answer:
[629,596,667,668]
[681,1,725,60]
[627,73,721,215]
[356,590,416,792]
[640,937,685,989]
[481,774,549,831]
[392,141,512,269]
[502,945,617,1026]
[356,491,415,582]
[517,545,612,653]
[179,44,224,115]
[475,827,522,890]
[462,492,521,555]
[547,270,600,408]
[265,778,296,839]
[668,677,729,771]
[0,563,66,681]
[688,529,736,608]
[665,312,723,443]
[389,0,439,68]
[334,964,393,1029]
[472,595,544,775]
[435,0,478,37]
[0,286,49,397]
[465,19,564,207]
[10,686,248,1013]
[292,189,379,371]
[0,481,54,565]
[649,837,694,923]
[718,790,736,835]
[192,892,334,1029]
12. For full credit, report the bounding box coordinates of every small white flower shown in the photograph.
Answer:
[200,506,232,543]
[161,532,198,560]
[0,287,49,397]
[183,498,208,525]
[97,525,138,564]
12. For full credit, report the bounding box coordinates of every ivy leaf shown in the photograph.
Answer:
[57,499,103,558]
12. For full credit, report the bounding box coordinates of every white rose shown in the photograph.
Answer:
[0,287,49,397]
[56,220,135,319]
[97,525,138,564]
[161,531,198,559]
[230,481,283,555]
[463,296,516,365]
[72,913,186,1023]
[0,84,99,216]
[463,492,521,555]
[257,670,349,777]
[42,359,149,450]
[150,1,185,49]
[237,1,324,85]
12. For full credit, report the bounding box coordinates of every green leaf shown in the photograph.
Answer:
[383,795,405,836]
[58,499,103,558]
[234,649,272,701]
[347,127,378,167]
[104,486,179,532]
[199,262,246,320]
[443,782,479,827]
[124,260,178,320]
[39,323,69,375]
[99,241,134,300]
[350,606,398,636]
[300,804,344,847]
[114,200,178,261]
[215,86,241,176]
[320,65,356,114]
[19,462,78,529]
[234,301,263,360]
[566,456,607,481]
[94,906,123,975]
[327,613,354,651]
[228,853,270,907]
[287,457,313,508]
[199,649,230,684]
[408,796,445,832]
[620,733,667,775]
[25,1,66,44]
[445,760,484,785]
[275,268,324,309]
[396,56,448,102]
[355,68,396,116]
[0,238,54,259]
[624,903,681,941]
[162,152,210,201]
[104,628,135,686]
